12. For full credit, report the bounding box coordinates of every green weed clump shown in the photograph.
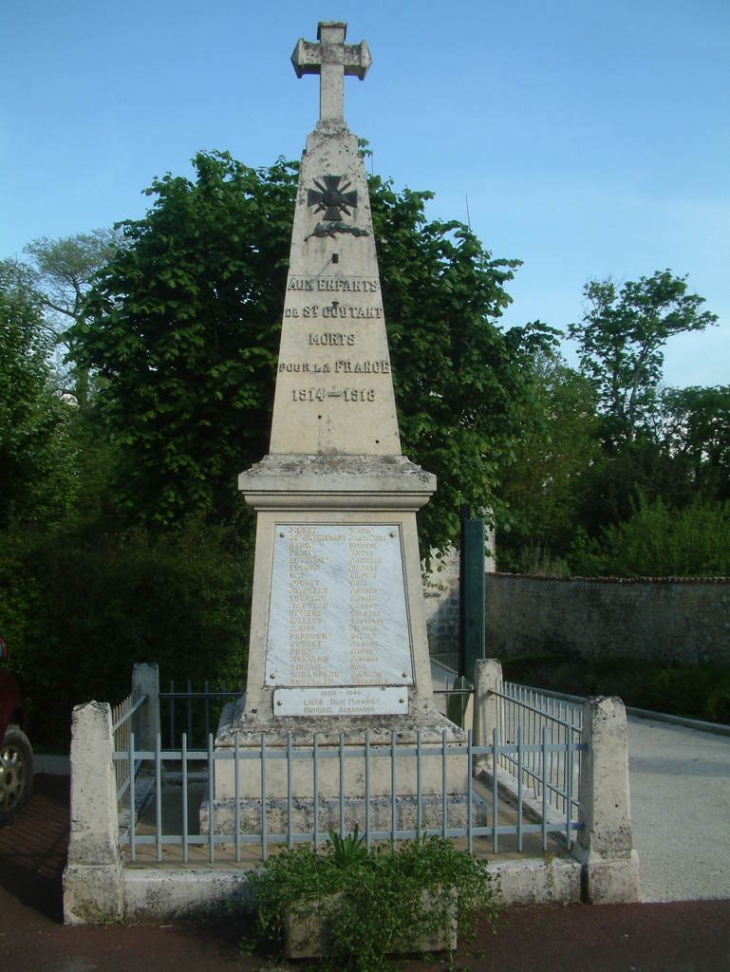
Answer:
[250,831,497,971]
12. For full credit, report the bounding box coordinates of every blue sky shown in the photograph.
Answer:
[2,0,728,388]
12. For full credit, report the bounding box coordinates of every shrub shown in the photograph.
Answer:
[501,653,730,724]
[0,517,252,748]
[251,831,497,971]
[571,493,730,577]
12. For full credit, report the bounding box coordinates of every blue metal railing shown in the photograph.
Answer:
[111,691,147,803]
[114,726,586,865]
[494,681,583,819]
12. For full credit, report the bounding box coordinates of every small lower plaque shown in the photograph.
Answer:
[274,686,408,717]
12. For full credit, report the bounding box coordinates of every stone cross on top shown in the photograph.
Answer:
[291,21,371,128]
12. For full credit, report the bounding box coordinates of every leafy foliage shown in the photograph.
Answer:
[660,385,730,503]
[0,260,77,527]
[0,518,251,748]
[71,151,556,551]
[496,352,601,570]
[568,271,717,447]
[370,175,559,551]
[570,491,730,578]
[72,153,294,526]
[252,833,496,971]
[23,229,122,402]
[501,652,730,724]
[23,230,120,331]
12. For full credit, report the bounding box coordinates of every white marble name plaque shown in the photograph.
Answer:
[274,686,409,717]
[265,524,413,700]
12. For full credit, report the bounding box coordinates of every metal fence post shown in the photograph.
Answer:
[472,658,502,772]
[575,696,639,903]
[63,701,124,924]
[132,662,160,751]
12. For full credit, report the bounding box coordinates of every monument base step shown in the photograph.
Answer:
[199,793,489,836]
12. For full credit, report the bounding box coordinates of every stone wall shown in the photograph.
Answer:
[483,574,730,667]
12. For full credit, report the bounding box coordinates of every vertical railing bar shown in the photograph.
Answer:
[313,734,320,850]
[576,727,583,817]
[391,730,397,847]
[339,732,346,839]
[155,732,163,863]
[566,725,575,847]
[234,732,241,863]
[287,733,294,850]
[364,732,371,853]
[551,715,557,810]
[467,729,474,855]
[560,716,567,813]
[530,691,535,781]
[542,726,549,850]
[416,730,423,836]
[207,732,215,863]
[492,726,499,854]
[182,732,189,863]
[441,728,448,840]
[129,731,136,862]
[261,734,267,862]
[517,726,524,853]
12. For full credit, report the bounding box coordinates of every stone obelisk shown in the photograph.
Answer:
[219,23,455,749]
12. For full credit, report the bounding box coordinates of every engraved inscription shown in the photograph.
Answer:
[287,276,379,292]
[283,305,383,319]
[291,388,376,402]
[308,333,356,345]
[274,686,408,717]
[279,274,392,411]
[266,525,413,702]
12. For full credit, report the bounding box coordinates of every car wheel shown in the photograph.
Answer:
[0,725,34,826]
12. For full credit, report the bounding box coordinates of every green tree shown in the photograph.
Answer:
[568,271,717,448]
[0,259,75,527]
[0,518,251,747]
[23,230,120,330]
[72,151,555,550]
[496,352,601,571]
[71,153,295,528]
[23,229,122,404]
[660,385,730,503]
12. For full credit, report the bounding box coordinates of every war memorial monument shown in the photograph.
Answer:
[210,22,469,829]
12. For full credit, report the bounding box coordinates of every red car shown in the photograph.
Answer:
[0,637,33,825]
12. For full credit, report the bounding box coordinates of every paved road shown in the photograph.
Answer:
[628,715,730,902]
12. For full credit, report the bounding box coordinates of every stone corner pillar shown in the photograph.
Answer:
[575,695,640,904]
[472,658,503,772]
[63,701,124,924]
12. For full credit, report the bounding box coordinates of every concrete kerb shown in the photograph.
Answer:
[115,858,584,921]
